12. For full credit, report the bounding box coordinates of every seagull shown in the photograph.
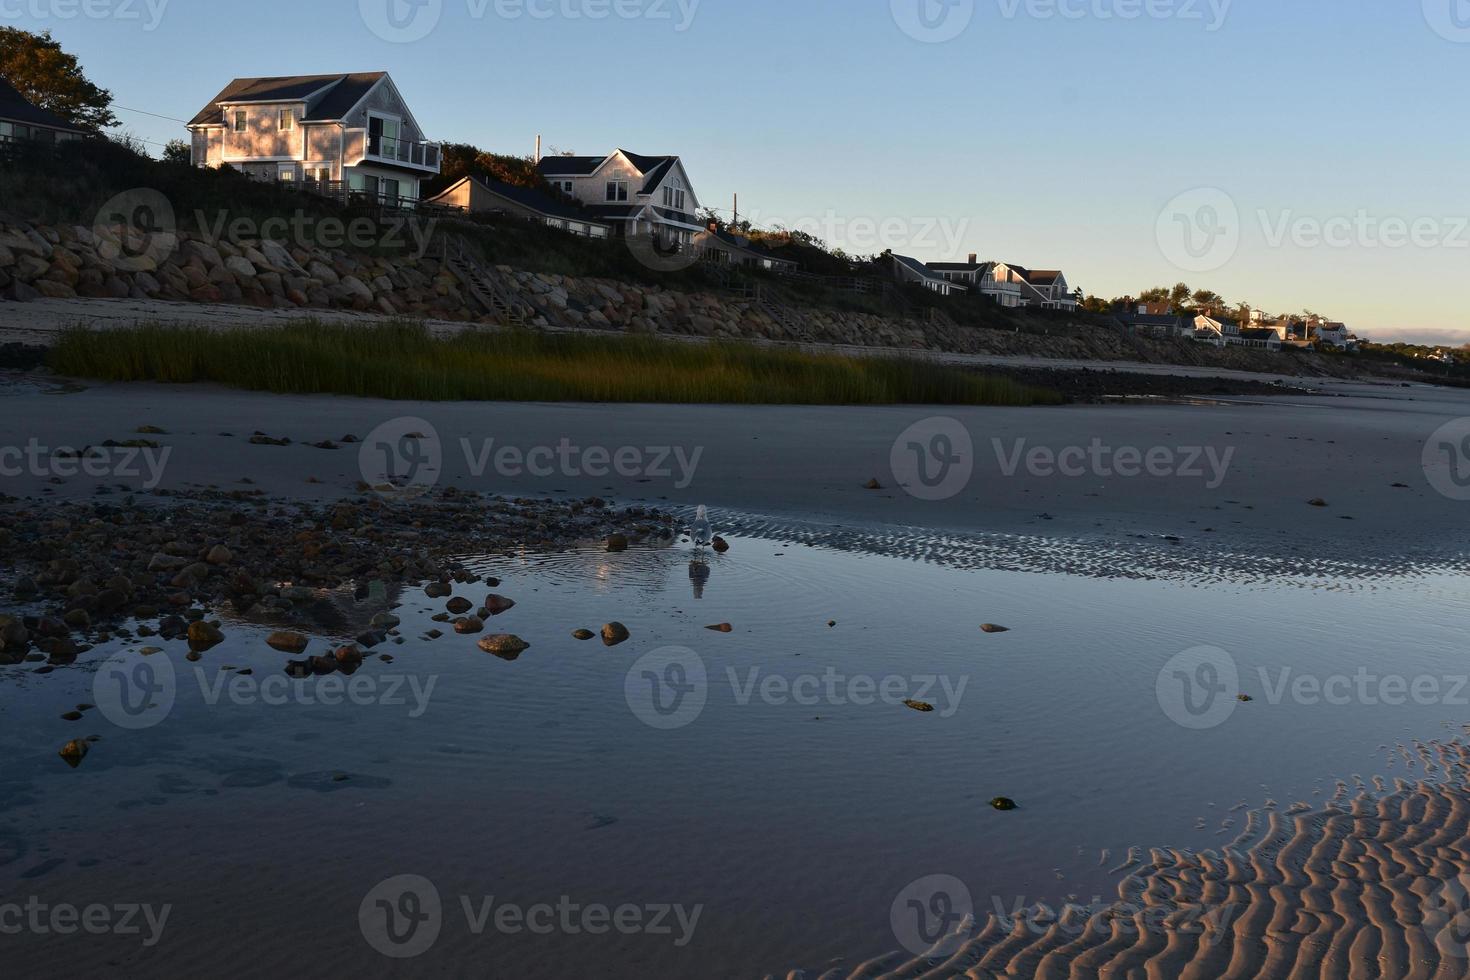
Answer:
[691,505,713,548]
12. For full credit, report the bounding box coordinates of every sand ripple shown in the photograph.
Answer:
[778,741,1470,980]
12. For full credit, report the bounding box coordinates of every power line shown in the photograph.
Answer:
[113,104,189,124]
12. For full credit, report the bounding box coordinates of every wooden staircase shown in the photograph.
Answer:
[441,236,533,327]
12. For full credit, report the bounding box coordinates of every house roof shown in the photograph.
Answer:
[433,176,610,226]
[1240,328,1280,341]
[703,227,798,267]
[1026,269,1064,285]
[926,261,995,274]
[0,76,89,133]
[893,253,959,285]
[537,149,681,195]
[187,72,389,126]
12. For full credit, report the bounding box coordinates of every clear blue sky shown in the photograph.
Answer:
[11,0,1469,342]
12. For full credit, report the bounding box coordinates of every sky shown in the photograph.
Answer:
[6,0,1469,343]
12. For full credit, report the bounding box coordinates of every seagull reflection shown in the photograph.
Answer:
[689,559,711,599]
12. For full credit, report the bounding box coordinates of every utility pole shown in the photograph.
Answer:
[732,193,738,229]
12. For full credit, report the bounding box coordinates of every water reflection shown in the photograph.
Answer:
[688,559,711,599]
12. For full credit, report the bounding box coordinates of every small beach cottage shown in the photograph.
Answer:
[0,76,89,145]
[186,72,441,207]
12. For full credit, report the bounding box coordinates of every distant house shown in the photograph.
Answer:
[537,149,702,248]
[695,226,800,274]
[889,253,968,296]
[425,175,611,239]
[0,76,88,145]
[186,72,441,206]
[1237,327,1283,351]
[991,263,1078,311]
[925,255,1023,307]
[1316,322,1353,349]
[1116,305,1193,340]
[1194,313,1242,347]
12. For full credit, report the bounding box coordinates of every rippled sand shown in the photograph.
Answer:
[779,741,1470,980]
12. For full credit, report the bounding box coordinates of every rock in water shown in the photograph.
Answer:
[484,595,516,615]
[980,624,1010,634]
[266,631,309,653]
[446,597,473,615]
[572,629,595,641]
[606,534,629,553]
[904,700,935,713]
[187,621,224,651]
[711,536,730,553]
[706,623,734,633]
[991,797,1018,811]
[479,634,530,659]
[453,617,484,635]
[59,740,89,768]
[601,623,631,647]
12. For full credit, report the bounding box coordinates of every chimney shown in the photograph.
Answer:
[967,252,977,265]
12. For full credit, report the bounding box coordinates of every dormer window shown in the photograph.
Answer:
[662,183,686,210]
[233,110,247,133]
[606,180,629,203]
[278,109,295,131]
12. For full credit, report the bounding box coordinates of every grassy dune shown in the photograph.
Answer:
[48,322,1064,406]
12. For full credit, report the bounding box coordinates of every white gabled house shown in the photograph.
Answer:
[186,72,441,207]
[925,255,1023,308]
[536,149,703,248]
[991,263,1078,311]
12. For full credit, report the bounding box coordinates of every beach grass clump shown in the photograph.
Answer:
[47,322,1064,407]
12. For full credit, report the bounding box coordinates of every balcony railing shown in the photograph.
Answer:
[360,133,441,172]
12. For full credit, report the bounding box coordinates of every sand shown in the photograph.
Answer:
[2,371,1466,563]
[777,741,1470,979]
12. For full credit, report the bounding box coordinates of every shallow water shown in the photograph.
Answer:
[3,521,1469,977]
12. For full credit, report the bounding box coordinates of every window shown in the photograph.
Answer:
[551,180,573,195]
[662,184,686,211]
[606,180,628,202]
[278,167,295,182]
[0,121,11,142]
[278,109,295,131]
[232,111,247,133]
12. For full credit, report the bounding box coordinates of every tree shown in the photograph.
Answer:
[162,139,191,164]
[0,28,117,132]
[1169,282,1193,310]
[422,141,546,198]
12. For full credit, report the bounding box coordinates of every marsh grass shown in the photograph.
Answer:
[48,322,1064,406]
